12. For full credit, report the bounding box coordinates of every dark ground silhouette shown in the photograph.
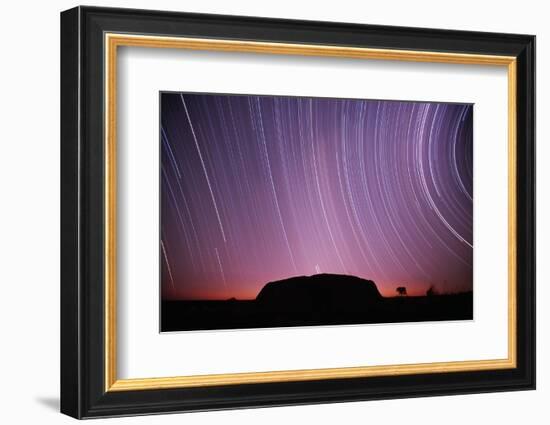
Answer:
[161,274,473,332]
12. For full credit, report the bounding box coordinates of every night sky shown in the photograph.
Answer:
[160,93,473,300]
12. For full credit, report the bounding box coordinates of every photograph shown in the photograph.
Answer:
[160,92,474,331]
[57,5,535,419]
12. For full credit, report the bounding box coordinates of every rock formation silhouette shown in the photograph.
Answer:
[256,273,382,314]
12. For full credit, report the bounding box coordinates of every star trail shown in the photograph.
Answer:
[160,93,473,300]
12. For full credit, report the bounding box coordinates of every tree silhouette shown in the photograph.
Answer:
[396,286,407,296]
[426,285,438,297]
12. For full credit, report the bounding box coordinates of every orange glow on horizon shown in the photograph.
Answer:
[162,278,471,301]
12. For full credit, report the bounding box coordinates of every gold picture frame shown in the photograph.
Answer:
[104,34,517,392]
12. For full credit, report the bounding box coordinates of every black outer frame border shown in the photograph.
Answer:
[60,5,535,419]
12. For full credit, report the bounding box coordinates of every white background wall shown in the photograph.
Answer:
[0,0,545,423]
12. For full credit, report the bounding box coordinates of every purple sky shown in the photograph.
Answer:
[160,93,473,300]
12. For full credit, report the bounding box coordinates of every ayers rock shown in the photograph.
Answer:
[256,273,382,314]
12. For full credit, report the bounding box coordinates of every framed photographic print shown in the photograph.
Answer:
[60,6,536,419]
